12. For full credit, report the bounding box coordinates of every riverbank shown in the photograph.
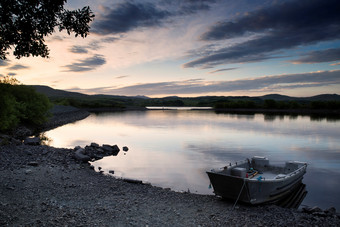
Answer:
[1,108,339,226]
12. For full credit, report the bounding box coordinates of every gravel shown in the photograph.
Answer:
[1,107,339,226]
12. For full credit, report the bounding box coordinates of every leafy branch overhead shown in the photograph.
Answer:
[0,0,95,60]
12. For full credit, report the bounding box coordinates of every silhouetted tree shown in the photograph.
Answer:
[0,0,94,60]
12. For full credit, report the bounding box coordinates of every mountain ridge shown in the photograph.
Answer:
[31,85,340,101]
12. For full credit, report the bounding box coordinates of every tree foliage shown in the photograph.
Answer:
[0,0,94,60]
[0,83,52,132]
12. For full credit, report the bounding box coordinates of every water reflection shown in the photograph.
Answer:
[44,110,340,210]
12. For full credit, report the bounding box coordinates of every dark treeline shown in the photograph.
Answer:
[214,99,340,110]
[32,85,340,111]
[49,95,340,111]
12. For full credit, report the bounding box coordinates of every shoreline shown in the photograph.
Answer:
[1,107,339,226]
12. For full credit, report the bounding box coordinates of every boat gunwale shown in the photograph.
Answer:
[207,160,307,183]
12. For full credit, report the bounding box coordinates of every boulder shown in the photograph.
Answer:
[102,144,114,153]
[74,149,91,163]
[111,145,120,155]
[90,142,99,148]
[102,144,120,156]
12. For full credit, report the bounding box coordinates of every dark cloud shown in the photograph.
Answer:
[0,59,10,67]
[7,64,30,70]
[209,68,238,74]
[69,70,340,96]
[92,2,171,35]
[185,0,340,68]
[115,75,129,79]
[63,54,106,72]
[289,48,340,64]
[174,0,216,15]
[7,72,17,76]
[47,35,64,42]
[69,45,89,54]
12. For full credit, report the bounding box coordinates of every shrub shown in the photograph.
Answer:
[0,84,52,132]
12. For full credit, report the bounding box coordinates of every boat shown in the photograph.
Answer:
[206,156,307,205]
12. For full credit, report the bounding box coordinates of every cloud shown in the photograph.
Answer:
[209,68,238,74]
[184,0,340,68]
[0,59,10,67]
[92,0,217,36]
[289,48,340,64]
[7,64,30,70]
[63,54,106,72]
[92,2,171,35]
[69,45,89,54]
[7,72,17,76]
[115,75,129,79]
[168,0,216,15]
[68,69,340,96]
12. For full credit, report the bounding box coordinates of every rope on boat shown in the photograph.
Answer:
[232,179,246,210]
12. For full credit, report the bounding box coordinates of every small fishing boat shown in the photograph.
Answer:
[206,156,307,205]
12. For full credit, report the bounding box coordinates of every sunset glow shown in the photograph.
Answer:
[1,0,339,97]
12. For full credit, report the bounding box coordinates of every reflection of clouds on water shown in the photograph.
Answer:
[92,111,340,140]
[185,143,267,164]
[45,110,340,210]
[290,146,340,168]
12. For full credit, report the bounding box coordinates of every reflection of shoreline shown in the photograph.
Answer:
[214,108,340,121]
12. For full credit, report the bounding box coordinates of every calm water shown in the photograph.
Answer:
[44,110,340,209]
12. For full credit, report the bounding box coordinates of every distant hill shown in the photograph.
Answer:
[30,85,340,111]
[258,94,296,101]
[307,94,340,101]
[257,93,340,101]
[32,85,89,99]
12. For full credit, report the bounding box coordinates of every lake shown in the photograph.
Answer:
[44,109,340,210]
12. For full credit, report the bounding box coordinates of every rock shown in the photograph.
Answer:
[109,170,115,174]
[27,161,39,167]
[123,178,143,184]
[102,144,120,156]
[90,142,99,148]
[74,146,82,150]
[25,169,33,174]
[310,206,323,214]
[303,206,322,214]
[73,149,91,163]
[325,207,336,215]
[102,144,113,153]
[111,145,120,155]
[76,148,86,154]
[123,146,129,152]
[24,137,41,146]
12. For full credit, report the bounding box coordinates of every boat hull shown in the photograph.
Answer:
[207,166,306,204]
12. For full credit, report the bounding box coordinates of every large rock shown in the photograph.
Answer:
[74,148,91,162]
[102,144,120,156]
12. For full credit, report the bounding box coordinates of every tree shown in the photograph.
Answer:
[0,0,94,60]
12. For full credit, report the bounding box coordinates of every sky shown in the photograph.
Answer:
[1,0,340,97]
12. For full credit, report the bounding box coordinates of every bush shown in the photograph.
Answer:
[0,84,52,132]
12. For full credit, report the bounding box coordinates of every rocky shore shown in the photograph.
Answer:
[1,107,339,226]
